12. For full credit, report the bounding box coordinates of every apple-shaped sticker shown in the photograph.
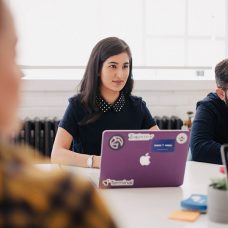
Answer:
[140,153,151,166]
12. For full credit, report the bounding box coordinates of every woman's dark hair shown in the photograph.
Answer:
[78,37,134,124]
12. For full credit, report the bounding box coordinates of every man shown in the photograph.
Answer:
[191,59,228,164]
[0,1,116,227]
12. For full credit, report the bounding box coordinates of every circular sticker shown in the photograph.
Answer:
[176,133,188,144]
[109,135,124,150]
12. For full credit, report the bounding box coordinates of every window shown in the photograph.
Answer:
[9,0,228,79]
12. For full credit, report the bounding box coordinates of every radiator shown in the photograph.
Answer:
[13,117,60,157]
[13,116,183,157]
[154,116,183,130]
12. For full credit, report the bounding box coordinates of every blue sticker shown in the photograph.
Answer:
[152,139,175,152]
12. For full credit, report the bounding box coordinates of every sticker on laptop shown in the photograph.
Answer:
[176,133,188,144]
[152,139,175,152]
[102,179,134,187]
[109,135,124,150]
[128,133,154,141]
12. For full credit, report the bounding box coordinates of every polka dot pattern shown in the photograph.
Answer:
[96,92,126,113]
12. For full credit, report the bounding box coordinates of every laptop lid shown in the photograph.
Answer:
[99,130,190,188]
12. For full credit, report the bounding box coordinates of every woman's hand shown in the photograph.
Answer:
[93,155,101,168]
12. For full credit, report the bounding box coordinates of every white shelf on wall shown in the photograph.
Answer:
[22,65,213,81]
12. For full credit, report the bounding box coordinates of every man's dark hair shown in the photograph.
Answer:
[215,59,228,88]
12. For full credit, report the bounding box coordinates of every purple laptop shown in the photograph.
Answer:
[99,130,190,188]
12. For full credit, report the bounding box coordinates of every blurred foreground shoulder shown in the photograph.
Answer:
[0,143,117,228]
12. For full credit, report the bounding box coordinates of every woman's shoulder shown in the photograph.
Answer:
[128,95,146,105]
[68,94,86,110]
[127,95,149,113]
[68,94,82,105]
[67,94,88,118]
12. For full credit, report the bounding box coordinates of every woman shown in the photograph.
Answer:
[0,1,116,227]
[52,37,159,168]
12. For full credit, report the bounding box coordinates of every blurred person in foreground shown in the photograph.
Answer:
[0,1,116,227]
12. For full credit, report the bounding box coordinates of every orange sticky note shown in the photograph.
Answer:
[168,210,200,222]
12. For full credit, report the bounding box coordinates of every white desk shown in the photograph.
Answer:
[36,162,227,228]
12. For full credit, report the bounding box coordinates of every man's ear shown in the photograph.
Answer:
[216,87,225,101]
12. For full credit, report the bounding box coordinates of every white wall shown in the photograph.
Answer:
[9,0,227,70]
[20,79,214,122]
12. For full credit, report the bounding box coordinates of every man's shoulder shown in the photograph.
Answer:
[197,92,222,110]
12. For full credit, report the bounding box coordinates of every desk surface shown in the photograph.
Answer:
[36,162,227,228]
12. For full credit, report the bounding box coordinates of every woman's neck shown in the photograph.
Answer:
[100,89,120,104]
